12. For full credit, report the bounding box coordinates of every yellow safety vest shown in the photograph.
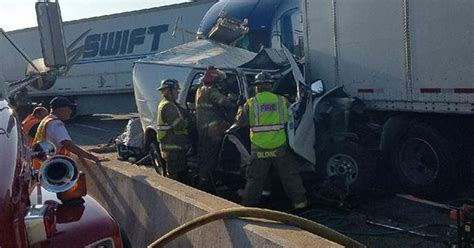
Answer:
[248,92,288,150]
[21,114,41,146]
[156,99,188,150]
[32,115,71,169]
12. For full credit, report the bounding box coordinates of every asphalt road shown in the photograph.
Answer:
[68,114,135,147]
[68,114,466,248]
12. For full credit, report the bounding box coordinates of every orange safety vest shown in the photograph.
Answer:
[21,115,41,146]
[32,115,71,170]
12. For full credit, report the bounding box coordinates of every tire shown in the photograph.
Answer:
[319,141,376,194]
[391,123,456,197]
[149,141,166,176]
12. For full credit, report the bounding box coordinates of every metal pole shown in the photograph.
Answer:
[366,220,440,239]
[0,29,41,73]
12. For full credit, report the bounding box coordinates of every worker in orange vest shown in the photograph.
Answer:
[32,97,109,169]
[21,106,48,146]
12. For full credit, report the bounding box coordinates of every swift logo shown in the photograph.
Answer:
[83,25,169,58]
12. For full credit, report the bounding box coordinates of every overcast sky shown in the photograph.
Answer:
[0,0,189,31]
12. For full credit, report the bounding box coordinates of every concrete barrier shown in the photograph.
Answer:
[75,155,342,248]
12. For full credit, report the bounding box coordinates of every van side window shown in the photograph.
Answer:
[271,9,304,58]
[218,73,240,97]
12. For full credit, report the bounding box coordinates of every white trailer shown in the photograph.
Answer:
[303,0,474,195]
[0,0,216,115]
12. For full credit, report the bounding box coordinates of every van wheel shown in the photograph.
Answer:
[392,123,455,197]
[319,141,376,194]
[149,141,166,176]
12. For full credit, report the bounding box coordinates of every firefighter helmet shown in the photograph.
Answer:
[158,79,180,91]
[253,72,274,85]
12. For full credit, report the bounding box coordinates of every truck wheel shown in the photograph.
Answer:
[392,123,455,196]
[149,141,166,176]
[319,141,375,194]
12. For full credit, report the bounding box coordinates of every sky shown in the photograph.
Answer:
[0,0,189,31]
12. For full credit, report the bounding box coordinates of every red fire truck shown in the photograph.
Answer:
[0,98,124,247]
[0,1,126,247]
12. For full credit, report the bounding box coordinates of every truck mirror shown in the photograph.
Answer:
[36,1,67,68]
[311,80,324,94]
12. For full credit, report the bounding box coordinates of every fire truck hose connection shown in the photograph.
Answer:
[147,207,365,248]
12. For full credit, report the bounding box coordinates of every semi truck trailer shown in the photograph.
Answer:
[0,0,216,115]
[302,0,473,195]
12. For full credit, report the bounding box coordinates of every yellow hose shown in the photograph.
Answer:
[148,207,365,248]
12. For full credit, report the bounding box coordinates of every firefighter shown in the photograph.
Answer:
[156,79,190,182]
[195,66,236,192]
[21,106,48,146]
[233,72,308,209]
[32,97,108,169]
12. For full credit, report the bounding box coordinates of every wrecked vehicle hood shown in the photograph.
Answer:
[136,39,256,69]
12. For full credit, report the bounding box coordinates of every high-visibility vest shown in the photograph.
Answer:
[248,92,288,150]
[32,115,71,169]
[156,99,188,150]
[21,115,41,146]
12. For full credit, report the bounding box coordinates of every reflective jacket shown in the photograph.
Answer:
[248,92,288,150]
[21,115,41,146]
[195,85,234,143]
[32,115,71,169]
[156,99,189,152]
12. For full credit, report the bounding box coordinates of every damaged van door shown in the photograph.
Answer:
[282,46,376,196]
[282,47,316,164]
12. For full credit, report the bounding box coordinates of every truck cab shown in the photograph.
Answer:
[197,0,304,56]
[0,98,123,247]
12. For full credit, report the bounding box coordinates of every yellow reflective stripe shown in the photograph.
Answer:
[160,144,185,150]
[33,115,55,145]
[203,120,220,128]
[252,97,260,125]
[156,125,172,131]
[172,104,184,120]
[277,96,284,124]
[251,124,285,132]
[196,103,214,109]
[171,118,182,127]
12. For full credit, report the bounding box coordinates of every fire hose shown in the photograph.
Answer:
[147,207,365,248]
